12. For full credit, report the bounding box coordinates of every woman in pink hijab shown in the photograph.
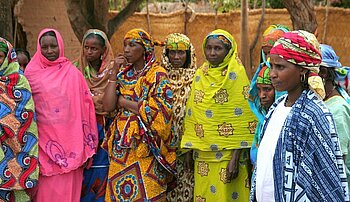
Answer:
[25,28,98,202]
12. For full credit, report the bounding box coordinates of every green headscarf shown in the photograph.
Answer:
[256,64,272,85]
[0,41,7,54]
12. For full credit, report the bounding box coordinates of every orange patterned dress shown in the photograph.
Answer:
[103,55,176,202]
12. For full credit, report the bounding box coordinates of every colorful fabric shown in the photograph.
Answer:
[0,37,38,201]
[75,29,112,201]
[162,33,197,202]
[335,66,350,95]
[24,28,98,176]
[103,29,176,201]
[248,60,286,167]
[162,33,196,147]
[181,29,257,152]
[124,28,164,55]
[31,168,83,202]
[167,154,194,202]
[181,28,256,201]
[250,90,349,201]
[165,33,191,51]
[320,44,342,68]
[75,29,115,116]
[206,34,231,50]
[193,149,251,202]
[319,44,350,96]
[0,41,7,53]
[81,115,111,202]
[261,24,290,63]
[270,30,325,99]
[262,29,286,47]
[256,65,271,84]
[262,29,288,48]
[325,96,350,187]
[250,25,289,167]
[262,24,290,37]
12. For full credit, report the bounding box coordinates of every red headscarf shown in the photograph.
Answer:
[270,30,324,98]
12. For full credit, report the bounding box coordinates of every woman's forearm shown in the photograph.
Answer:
[103,80,118,112]
[119,97,139,115]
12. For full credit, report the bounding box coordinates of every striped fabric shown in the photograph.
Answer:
[250,90,349,201]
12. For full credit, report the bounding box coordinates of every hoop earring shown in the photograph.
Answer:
[301,74,306,83]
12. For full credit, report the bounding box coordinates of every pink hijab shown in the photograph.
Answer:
[25,28,98,176]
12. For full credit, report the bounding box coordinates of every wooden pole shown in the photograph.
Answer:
[241,0,252,79]
[146,0,151,34]
[184,0,189,35]
[322,0,330,43]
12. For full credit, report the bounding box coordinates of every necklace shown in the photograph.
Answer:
[133,63,148,78]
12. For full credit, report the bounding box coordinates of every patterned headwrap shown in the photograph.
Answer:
[335,66,350,95]
[0,41,7,53]
[206,34,231,50]
[270,30,325,99]
[74,29,115,115]
[263,24,290,37]
[261,25,290,62]
[261,25,290,47]
[165,33,190,51]
[162,33,196,71]
[320,44,350,103]
[320,44,342,68]
[256,64,272,84]
[124,28,164,55]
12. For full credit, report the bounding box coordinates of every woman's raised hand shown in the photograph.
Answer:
[109,53,127,80]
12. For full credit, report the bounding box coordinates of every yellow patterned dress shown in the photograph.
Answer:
[181,29,257,201]
[103,54,176,201]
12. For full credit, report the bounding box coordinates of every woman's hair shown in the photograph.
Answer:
[165,49,191,68]
[39,31,56,44]
[84,33,106,48]
[15,48,31,60]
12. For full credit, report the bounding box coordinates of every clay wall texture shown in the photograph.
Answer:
[16,1,350,75]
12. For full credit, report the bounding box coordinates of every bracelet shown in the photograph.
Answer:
[108,69,114,75]
[108,79,117,83]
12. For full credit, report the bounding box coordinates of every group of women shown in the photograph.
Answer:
[0,24,350,202]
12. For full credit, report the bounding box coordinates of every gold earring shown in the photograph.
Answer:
[301,74,306,83]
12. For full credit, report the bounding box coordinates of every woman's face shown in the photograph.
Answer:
[204,38,229,66]
[257,83,275,109]
[123,39,144,64]
[269,54,306,92]
[168,50,187,68]
[40,35,59,61]
[319,66,333,82]
[83,37,105,63]
[0,51,5,66]
[17,52,29,70]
